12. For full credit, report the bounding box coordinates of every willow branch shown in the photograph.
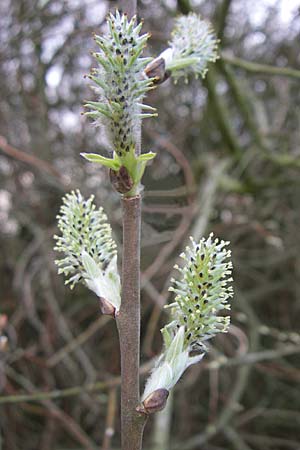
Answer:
[222,54,300,80]
[116,196,147,450]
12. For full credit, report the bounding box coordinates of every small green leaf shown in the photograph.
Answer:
[137,152,156,162]
[80,153,121,170]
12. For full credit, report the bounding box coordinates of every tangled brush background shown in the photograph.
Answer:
[0,0,300,449]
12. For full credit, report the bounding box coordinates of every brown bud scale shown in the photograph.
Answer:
[144,58,170,85]
[99,297,116,317]
[109,166,134,194]
[136,388,169,415]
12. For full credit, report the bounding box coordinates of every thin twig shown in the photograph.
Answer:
[5,367,96,449]
[222,54,300,80]
[47,316,111,367]
[1,343,300,405]
[102,388,118,450]
[0,361,154,406]
[0,135,66,185]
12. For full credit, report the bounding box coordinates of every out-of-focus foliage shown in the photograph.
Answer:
[0,0,300,449]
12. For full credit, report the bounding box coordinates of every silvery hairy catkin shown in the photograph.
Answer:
[81,11,156,191]
[54,190,121,315]
[145,13,218,84]
[140,234,233,412]
[167,233,233,348]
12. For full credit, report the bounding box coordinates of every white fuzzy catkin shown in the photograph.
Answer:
[164,13,219,81]
[142,234,233,400]
[54,190,121,311]
[167,233,233,350]
[85,11,156,159]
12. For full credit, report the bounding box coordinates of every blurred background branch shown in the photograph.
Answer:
[0,0,300,449]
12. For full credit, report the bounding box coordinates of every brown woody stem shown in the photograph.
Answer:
[116,2,146,447]
[117,195,147,450]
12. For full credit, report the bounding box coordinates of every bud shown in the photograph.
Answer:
[109,166,134,194]
[137,388,169,415]
[144,56,170,85]
[99,297,117,317]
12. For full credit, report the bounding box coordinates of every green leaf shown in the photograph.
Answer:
[136,152,156,162]
[80,153,120,170]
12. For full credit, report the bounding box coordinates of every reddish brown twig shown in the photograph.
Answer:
[116,196,147,450]
[0,135,66,184]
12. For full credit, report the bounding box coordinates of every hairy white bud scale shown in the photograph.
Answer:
[142,327,203,400]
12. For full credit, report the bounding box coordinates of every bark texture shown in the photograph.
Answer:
[117,196,147,450]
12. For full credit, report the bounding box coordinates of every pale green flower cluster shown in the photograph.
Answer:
[158,13,219,82]
[54,191,121,312]
[82,11,156,190]
[167,233,233,349]
[142,234,232,401]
